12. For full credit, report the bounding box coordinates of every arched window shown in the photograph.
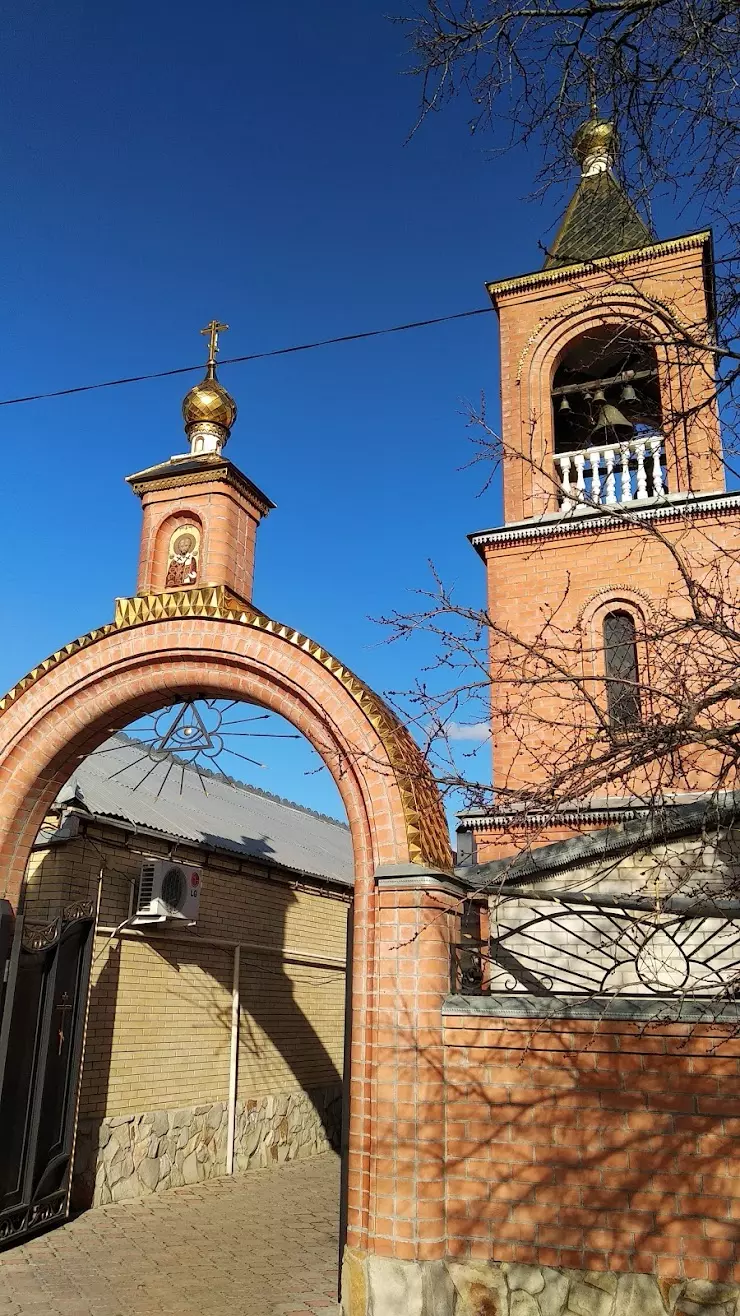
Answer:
[603,610,641,728]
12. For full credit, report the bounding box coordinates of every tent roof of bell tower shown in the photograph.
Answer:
[541,115,653,270]
[544,168,654,269]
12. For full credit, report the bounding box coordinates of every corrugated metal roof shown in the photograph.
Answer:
[55,735,353,886]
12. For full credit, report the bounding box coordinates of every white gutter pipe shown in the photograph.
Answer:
[226,944,240,1175]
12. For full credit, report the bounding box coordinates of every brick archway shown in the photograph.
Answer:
[0,600,450,908]
[0,588,452,1260]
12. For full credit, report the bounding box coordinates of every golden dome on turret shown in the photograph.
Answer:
[182,320,237,455]
[182,362,237,432]
[572,117,616,168]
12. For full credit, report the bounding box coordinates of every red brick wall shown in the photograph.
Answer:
[369,884,459,1262]
[0,615,457,1263]
[443,1012,740,1283]
[484,513,740,806]
[137,478,262,601]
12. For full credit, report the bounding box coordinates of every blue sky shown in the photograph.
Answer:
[0,0,714,823]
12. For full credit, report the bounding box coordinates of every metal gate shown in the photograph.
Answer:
[0,899,95,1250]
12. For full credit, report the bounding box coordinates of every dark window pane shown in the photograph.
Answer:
[603,610,641,727]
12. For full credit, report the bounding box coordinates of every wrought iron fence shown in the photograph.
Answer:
[450,890,740,999]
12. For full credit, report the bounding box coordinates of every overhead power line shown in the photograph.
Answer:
[0,306,493,410]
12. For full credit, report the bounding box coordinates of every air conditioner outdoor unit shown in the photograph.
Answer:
[133,859,202,926]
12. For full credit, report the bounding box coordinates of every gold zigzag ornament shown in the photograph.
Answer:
[0,588,452,873]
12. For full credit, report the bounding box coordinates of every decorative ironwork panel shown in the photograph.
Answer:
[0,901,95,1250]
[450,891,740,999]
[88,697,301,794]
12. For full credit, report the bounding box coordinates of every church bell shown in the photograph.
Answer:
[590,402,633,440]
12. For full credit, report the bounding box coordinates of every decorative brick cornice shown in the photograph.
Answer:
[126,459,275,516]
[0,588,452,874]
[486,230,710,303]
[469,491,740,553]
[457,808,639,832]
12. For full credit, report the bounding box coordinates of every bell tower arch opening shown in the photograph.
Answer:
[552,322,666,505]
[552,324,663,450]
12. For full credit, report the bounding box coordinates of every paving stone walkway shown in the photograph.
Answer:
[0,1154,342,1316]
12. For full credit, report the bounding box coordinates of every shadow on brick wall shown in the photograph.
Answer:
[25,843,344,1213]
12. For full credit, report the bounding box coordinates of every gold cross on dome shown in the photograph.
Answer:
[201,319,229,366]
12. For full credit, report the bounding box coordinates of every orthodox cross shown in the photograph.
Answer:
[56,991,73,1056]
[201,319,229,367]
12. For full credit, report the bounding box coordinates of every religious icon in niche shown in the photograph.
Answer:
[165,526,200,588]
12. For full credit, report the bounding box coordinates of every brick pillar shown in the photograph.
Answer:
[342,866,465,1314]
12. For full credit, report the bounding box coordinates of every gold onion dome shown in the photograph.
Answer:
[182,320,237,455]
[182,362,237,432]
[572,117,616,170]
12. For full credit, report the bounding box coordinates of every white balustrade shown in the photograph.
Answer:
[556,434,666,510]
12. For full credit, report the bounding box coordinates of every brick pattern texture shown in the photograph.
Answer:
[483,515,739,812]
[136,477,263,603]
[443,1013,740,1284]
[367,886,458,1264]
[25,826,348,1121]
[481,235,739,844]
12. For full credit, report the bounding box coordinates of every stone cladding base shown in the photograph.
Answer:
[341,1252,740,1315]
[73,1084,342,1207]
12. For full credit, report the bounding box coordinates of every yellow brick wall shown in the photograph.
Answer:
[25,822,350,1120]
[237,955,345,1101]
[82,937,233,1117]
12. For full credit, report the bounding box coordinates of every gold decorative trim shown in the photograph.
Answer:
[127,463,274,515]
[1,592,452,873]
[487,231,710,302]
[114,585,237,626]
[0,626,116,716]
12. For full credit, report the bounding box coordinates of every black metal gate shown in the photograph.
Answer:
[0,899,95,1250]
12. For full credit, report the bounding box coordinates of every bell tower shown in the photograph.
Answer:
[125,321,274,607]
[459,119,740,863]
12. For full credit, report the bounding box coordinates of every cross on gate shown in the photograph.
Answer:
[56,991,73,1056]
